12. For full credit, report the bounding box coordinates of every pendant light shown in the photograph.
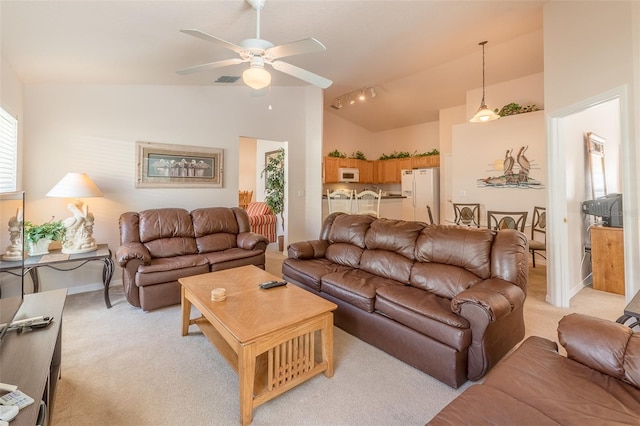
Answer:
[470,41,500,123]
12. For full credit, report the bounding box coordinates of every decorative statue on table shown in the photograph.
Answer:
[61,201,97,254]
[3,208,24,261]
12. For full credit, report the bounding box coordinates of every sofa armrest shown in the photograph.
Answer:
[559,313,640,388]
[116,242,151,268]
[452,278,525,321]
[237,232,269,251]
[452,278,526,381]
[287,240,329,259]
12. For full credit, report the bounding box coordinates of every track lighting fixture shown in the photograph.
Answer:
[470,41,500,123]
[331,86,377,110]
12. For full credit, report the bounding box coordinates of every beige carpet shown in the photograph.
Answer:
[51,246,625,425]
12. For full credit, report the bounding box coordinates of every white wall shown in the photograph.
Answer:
[322,112,373,158]
[544,1,639,304]
[452,110,547,228]
[238,136,257,198]
[21,84,322,293]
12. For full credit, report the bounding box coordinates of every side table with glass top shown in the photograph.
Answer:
[0,243,115,308]
[616,290,640,330]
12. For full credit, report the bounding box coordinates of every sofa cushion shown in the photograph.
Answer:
[428,384,561,426]
[136,254,209,287]
[325,243,364,269]
[483,336,640,425]
[375,285,471,350]
[364,218,424,260]
[201,247,262,265]
[415,226,495,279]
[196,233,238,253]
[139,208,198,258]
[359,249,413,284]
[327,214,375,248]
[191,207,240,237]
[410,263,483,299]
[322,269,403,312]
[282,258,350,291]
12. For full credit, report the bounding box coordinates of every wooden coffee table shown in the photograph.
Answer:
[179,265,337,425]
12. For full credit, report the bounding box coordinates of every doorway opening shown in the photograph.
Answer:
[547,86,636,307]
[238,136,288,252]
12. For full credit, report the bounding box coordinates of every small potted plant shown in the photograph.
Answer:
[24,218,66,256]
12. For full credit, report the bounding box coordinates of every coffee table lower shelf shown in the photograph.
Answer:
[193,315,332,404]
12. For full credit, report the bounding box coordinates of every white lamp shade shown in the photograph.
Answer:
[470,104,500,123]
[46,173,103,198]
[243,66,271,90]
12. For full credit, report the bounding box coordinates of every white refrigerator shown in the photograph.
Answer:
[401,168,440,224]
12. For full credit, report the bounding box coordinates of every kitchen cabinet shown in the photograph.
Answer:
[323,157,341,183]
[360,161,375,183]
[411,155,440,169]
[396,158,412,182]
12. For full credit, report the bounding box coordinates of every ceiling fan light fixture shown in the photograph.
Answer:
[470,40,499,123]
[358,89,366,101]
[243,65,271,90]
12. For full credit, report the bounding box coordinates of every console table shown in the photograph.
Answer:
[0,244,115,308]
[0,289,67,426]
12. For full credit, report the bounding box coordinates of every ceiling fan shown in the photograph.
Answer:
[177,0,333,90]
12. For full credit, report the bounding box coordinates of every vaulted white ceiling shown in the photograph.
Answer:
[1,0,544,132]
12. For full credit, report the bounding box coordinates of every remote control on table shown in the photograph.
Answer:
[259,280,287,289]
[0,405,18,422]
[0,390,34,409]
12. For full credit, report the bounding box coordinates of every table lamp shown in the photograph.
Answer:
[46,172,103,254]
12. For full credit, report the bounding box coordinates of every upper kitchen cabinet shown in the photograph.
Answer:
[323,157,340,183]
[411,156,440,169]
[360,161,375,183]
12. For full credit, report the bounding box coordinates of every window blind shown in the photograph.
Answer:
[0,108,18,193]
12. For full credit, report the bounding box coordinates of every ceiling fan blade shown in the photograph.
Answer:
[272,60,333,89]
[177,58,245,75]
[266,38,327,60]
[180,29,245,54]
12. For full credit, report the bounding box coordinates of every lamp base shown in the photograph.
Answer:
[62,244,98,255]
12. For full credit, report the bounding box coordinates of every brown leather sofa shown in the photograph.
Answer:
[282,213,529,388]
[117,207,269,311]
[429,313,640,424]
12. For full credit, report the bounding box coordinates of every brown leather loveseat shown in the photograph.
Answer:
[282,213,529,388]
[429,313,640,424]
[117,207,269,311]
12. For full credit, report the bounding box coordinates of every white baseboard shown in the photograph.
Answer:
[65,279,123,296]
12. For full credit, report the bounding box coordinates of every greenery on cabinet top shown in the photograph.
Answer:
[327,149,439,161]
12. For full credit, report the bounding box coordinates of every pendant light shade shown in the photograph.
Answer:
[470,41,500,123]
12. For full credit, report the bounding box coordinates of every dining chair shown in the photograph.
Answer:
[487,210,528,232]
[238,190,253,210]
[327,189,354,214]
[453,203,481,227]
[426,205,434,225]
[355,190,382,218]
[529,206,546,267]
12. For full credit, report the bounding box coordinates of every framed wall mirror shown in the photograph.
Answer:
[586,132,607,199]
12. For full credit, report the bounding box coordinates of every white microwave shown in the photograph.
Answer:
[338,167,359,182]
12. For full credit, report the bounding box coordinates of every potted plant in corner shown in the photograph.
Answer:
[261,147,285,251]
[24,218,66,256]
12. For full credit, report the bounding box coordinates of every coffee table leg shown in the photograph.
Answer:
[321,314,334,378]
[239,344,257,426]
[181,287,191,336]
